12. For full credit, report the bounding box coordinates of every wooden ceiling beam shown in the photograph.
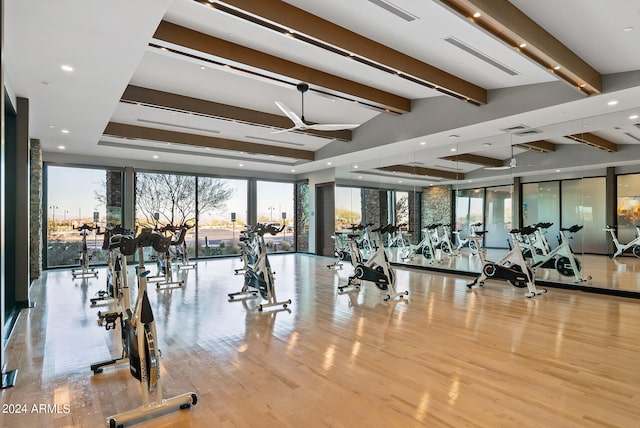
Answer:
[153,21,411,114]
[210,0,487,105]
[379,164,464,180]
[441,153,502,167]
[121,85,352,142]
[565,133,617,152]
[103,122,315,160]
[514,140,556,152]
[436,0,602,95]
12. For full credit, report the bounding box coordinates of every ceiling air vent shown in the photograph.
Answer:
[513,128,542,136]
[368,0,418,22]
[500,125,530,133]
[137,119,220,134]
[444,37,519,76]
[623,132,640,143]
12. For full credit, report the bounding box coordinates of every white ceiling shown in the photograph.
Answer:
[4,0,640,184]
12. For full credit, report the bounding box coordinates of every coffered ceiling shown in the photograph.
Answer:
[5,0,640,186]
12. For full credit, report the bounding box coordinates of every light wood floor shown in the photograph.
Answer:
[2,254,640,427]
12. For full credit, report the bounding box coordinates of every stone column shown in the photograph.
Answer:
[29,139,42,281]
[422,185,452,225]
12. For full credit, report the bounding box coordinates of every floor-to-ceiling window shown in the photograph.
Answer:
[45,165,122,267]
[335,186,362,230]
[455,188,484,241]
[561,177,606,254]
[522,181,560,249]
[617,173,640,243]
[196,177,246,257]
[256,181,295,252]
[135,172,196,261]
[484,185,513,248]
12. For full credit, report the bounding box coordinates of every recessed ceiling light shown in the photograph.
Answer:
[579,83,586,88]
[358,176,362,179]
[353,165,359,169]
[60,65,74,72]
[472,12,481,18]
[555,169,560,172]
[482,143,492,147]
[607,100,618,106]
[629,114,639,120]
[398,180,402,183]
[239,163,244,167]
[48,125,54,129]
[450,148,457,152]
[553,65,561,70]
[419,141,426,145]
[623,27,633,32]
[61,129,69,134]
[57,145,65,150]
[200,66,206,70]
[153,155,159,159]
[519,43,527,48]
[327,162,332,165]
[291,169,296,172]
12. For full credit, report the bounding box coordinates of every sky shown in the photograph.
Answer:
[46,166,295,224]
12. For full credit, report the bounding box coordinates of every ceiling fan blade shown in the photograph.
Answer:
[274,101,304,127]
[307,123,360,131]
[270,127,299,134]
[485,158,517,170]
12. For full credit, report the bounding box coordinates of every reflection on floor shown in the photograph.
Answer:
[3,254,640,427]
[385,247,640,295]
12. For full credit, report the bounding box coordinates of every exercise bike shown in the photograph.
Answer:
[434,223,456,256]
[603,225,640,258]
[387,223,407,248]
[467,226,547,298]
[453,222,483,254]
[327,230,348,270]
[521,224,591,283]
[72,223,100,279]
[340,224,408,301]
[234,226,258,275]
[175,222,197,270]
[147,224,186,289]
[91,229,197,428]
[400,223,442,263]
[229,223,292,312]
[91,225,134,308]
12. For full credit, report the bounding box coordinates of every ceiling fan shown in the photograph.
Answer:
[273,83,360,133]
[485,142,517,170]
[485,156,517,170]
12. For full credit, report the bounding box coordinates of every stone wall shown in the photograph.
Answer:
[296,182,309,252]
[361,188,388,226]
[422,185,452,226]
[106,170,122,225]
[30,139,43,281]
